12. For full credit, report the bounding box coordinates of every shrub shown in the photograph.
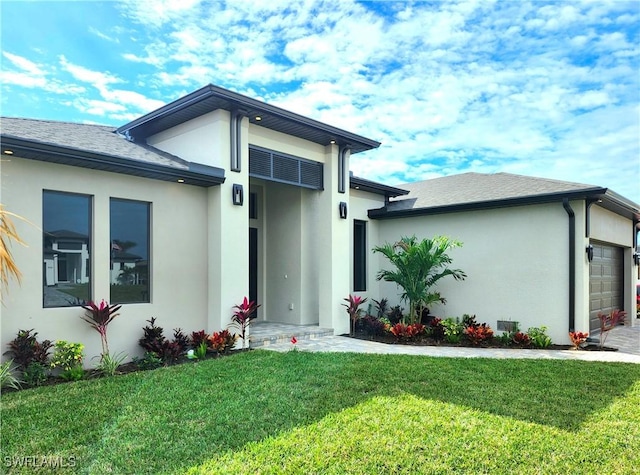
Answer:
[464,324,494,345]
[428,317,445,340]
[4,329,53,372]
[95,351,128,376]
[50,341,84,381]
[358,315,387,336]
[569,331,589,350]
[387,306,404,325]
[441,318,463,344]
[1,359,22,391]
[527,326,552,348]
[194,341,208,359]
[512,331,531,346]
[390,323,425,340]
[133,352,162,370]
[209,330,237,353]
[172,328,190,353]
[139,317,165,354]
[372,298,389,318]
[23,362,48,386]
[191,330,209,349]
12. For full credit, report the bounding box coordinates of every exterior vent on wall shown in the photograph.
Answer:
[497,320,519,332]
[249,146,323,190]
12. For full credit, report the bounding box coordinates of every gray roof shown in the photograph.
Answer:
[0,117,225,186]
[117,84,381,154]
[370,172,640,220]
[1,117,187,168]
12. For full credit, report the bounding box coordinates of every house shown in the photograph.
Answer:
[370,173,640,343]
[1,84,638,363]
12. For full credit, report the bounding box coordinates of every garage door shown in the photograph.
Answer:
[589,243,624,331]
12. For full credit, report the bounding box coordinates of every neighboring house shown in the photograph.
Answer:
[1,84,638,363]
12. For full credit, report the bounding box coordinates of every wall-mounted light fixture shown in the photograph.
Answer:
[232,184,244,206]
[339,201,347,219]
[586,244,594,262]
[633,251,640,266]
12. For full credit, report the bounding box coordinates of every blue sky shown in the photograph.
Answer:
[1,0,639,202]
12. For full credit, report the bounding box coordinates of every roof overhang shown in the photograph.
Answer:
[350,175,409,199]
[367,187,640,220]
[116,84,381,154]
[1,135,225,187]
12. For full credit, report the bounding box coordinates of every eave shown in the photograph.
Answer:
[368,187,617,219]
[350,175,409,199]
[1,135,225,187]
[116,84,381,154]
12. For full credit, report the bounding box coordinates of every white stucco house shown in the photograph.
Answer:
[1,84,638,362]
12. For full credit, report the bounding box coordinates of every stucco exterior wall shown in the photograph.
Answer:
[590,205,633,247]
[249,124,326,163]
[148,110,229,168]
[376,202,574,344]
[1,157,211,364]
[348,189,386,306]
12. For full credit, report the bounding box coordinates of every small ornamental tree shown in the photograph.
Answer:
[81,300,122,359]
[230,297,260,348]
[374,235,466,324]
[343,295,368,337]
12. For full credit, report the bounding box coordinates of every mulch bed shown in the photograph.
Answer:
[346,332,618,352]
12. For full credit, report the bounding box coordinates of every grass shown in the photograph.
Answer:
[2,351,639,474]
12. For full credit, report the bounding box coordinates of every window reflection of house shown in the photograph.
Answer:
[43,230,90,286]
[110,248,147,285]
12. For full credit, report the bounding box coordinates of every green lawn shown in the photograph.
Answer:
[2,351,639,474]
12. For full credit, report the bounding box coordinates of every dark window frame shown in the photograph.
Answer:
[109,198,151,304]
[353,220,367,292]
[42,190,92,308]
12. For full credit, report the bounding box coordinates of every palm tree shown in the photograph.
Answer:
[0,205,26,297]
[374,235,466,324]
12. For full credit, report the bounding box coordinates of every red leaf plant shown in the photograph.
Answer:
[464,324,494,345]
[209,329,237,354]
[343,295,368,337]
[230,297,261,344]
[597,309,626,350]
[512,331,531,347]
[390,323,425,340]
[569,331,589,350]
[81,300,122,358]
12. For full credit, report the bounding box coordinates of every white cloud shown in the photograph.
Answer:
[2,0,638,202]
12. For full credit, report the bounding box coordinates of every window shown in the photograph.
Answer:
[43,191,92,307]
[353,220,367,291]
[110,199,150,304]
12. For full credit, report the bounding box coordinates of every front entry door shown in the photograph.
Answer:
[249,227,258,305]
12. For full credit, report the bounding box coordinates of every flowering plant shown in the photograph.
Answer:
[569,331,589,350]
[343,295,368,337]
[81,300,122,358]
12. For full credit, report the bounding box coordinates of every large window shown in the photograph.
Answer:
[110,199,150,303]
[43,191,92,307]
[353,220,367,292]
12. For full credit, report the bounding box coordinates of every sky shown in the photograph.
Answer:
[1,0,639,203]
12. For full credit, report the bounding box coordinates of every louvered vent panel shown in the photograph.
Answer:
[249,148,271,178]
[249,146,323,190]
[273,154,299,183]
[300,161,323,189]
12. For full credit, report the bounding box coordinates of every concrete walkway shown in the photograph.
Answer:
[251,322,640,364]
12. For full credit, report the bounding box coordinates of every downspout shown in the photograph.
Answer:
[563,198,576,332]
